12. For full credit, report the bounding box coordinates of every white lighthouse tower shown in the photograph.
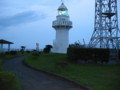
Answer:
[52,3,72,53]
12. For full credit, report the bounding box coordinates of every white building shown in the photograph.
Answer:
[52,3,72,53]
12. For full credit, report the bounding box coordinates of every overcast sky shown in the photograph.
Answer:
[0,0,120,50]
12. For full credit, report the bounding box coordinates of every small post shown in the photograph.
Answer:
[36,43,39,51]
[0,44,3,52]
[8,44,10,52]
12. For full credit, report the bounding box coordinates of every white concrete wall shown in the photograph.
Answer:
[52,28,69,53]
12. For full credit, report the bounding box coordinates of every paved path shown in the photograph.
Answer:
[3,56,82,90]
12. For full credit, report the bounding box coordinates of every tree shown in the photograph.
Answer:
[20,46,26,54]
[43,45,53,53]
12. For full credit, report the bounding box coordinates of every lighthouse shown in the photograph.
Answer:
[52,3,72,53]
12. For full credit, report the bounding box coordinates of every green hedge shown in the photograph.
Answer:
[119,50,120,60]
[67,48,109,63]
[0,72,20,90]
[0,59,3,71]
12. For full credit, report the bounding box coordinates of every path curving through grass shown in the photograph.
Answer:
[24,53,120,90]
[3,56,82,90]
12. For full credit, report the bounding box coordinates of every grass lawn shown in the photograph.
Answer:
[1,52,24,59]
[0,52,22,90]
[24,53,120,90]
[0,71,20,90]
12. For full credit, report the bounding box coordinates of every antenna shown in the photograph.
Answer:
[61,0,64,3]
[83,39,85,46]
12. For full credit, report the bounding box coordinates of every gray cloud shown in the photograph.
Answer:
[0,11,46,27]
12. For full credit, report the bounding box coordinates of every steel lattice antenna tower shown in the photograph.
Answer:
[89,0,119,49]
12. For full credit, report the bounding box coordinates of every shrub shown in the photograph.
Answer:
[43,45,53,53]
[32,50,41,56]
[9,51,17,55]
[119,50,120,60]
[0,53,6,58]
[0,59,3,70]
[26,50,30,53]
[0,72,20,90]
[67,47,109,64]
[5,52,10,55]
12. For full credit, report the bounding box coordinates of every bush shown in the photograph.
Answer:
[9,51,17,55]
[118,50,120,60]
[26,50,30,53]
[32,50,41,56]
[43,45,53,53]
[0,59,3,70]
[5,52,10,55]
[67,47,109,64]
[0,53,6,58]
[0,72,20,90]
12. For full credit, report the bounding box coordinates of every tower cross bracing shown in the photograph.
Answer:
[89,0,120,49]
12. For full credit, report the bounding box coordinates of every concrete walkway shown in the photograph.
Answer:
[3,56,82,90]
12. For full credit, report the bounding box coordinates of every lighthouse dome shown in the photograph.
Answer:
[58,3,68,10]
[58,3,68,16]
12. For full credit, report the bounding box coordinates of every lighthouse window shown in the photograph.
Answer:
[58,10,68,15]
